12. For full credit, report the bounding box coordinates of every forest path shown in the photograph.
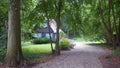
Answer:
[33,42,107,68]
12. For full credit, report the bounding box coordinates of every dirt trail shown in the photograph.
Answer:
[33,42,107,68]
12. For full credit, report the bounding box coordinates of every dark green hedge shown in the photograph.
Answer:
[32,38,50,44]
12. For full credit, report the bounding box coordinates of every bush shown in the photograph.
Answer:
[32,38,50,44]
[59,38,71,50]
[112,48,120,57]
[0,48,6,61]
[59,31,67,39]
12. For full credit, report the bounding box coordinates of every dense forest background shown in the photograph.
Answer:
[0,0,120,66]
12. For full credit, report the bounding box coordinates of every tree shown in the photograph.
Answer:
[6,0,23,66]
[98,0,120,47]
[42,0,54,53]
[54,0,62,55]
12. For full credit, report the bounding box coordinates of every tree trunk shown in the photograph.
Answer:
[55,0,62,55]
[118,17,120,46]
[45,12,54,54]
[47,19,54,54]
[107,0,115,47]
[108,0,112,32]
[111,0,120,47]
[6,0,23,66]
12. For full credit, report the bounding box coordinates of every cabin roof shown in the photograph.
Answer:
[35,19,63,33]
[49,19,62,33]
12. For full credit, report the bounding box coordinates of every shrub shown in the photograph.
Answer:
[112,48,120,57]
[59,31,67,39]
[0,48,6,61]
[59,38,71,50]
[32,38,50,44]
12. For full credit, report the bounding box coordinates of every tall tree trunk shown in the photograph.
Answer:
[111,0,117,33]
[119,14,120,39]
[118,7,120,46]
[98,0,113,46]
[111,0,120,46]
[107,0,115,47]
[118,1,120,46]
[45,12,54,54]
[108,0,112,32]
[6,0,23,66]
[47,19,54,54]
[55,0,62,55]
[98,0,109,34]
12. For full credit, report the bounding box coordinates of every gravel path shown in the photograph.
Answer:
[33,42,107,68]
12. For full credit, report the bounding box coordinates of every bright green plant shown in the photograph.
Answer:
[59,38,71,50]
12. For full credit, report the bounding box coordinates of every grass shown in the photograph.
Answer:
[72,38,105,44]
[0,41,55,61]
[22,42,55,60]
[72,38,87,43]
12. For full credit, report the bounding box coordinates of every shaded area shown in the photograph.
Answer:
[100,56,120,68]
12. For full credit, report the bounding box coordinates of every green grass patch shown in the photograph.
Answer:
[72,38,87,43]
[72,38,105,44]
[86,43,107,47]
[22,42,55,60]
[0,42,55,61]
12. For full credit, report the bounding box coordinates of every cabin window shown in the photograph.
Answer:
[46,33,49,38]
[38,33,42,37]
[50,33,54,38]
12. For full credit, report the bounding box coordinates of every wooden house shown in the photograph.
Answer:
[33,19,62,40]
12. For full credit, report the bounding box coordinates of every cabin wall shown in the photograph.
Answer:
[34,32,55,39]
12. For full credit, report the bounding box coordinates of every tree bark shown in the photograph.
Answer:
[98,0,114,46]
[47,19,54,54]
[118,1,120,46]
[42,0,54,54]
[55,0,62,55]
[111,0,120,46]
[45,12,54,54]
[6,0,23,66]
[108,0,112,32]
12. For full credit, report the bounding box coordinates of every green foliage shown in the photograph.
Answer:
[0,33,7,46]
[59,38,71,50]
[33,38,50,44]
[0,48,6,61]
[0,0,8,47]
[112,48,120,57]
[59,31,67,39]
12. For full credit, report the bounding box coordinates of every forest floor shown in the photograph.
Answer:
[33,42,110,68]
[99,47,120,68]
